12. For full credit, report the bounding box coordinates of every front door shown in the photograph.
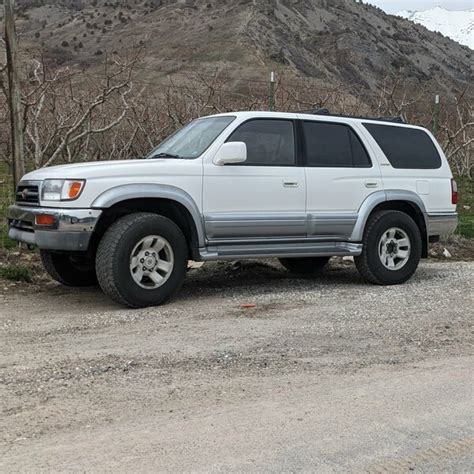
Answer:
[203,118,306,241]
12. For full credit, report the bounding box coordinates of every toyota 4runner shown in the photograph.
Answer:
[7,111,458,307]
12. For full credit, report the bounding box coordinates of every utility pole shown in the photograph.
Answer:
[432,94,440,136]
[4,0,25,190]
[269,71,275,112]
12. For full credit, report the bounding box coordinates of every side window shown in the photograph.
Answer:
[363,123,442,169]
[302,121,371,168]
[226,119,295,166]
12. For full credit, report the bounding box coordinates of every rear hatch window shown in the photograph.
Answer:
[363,123,442,169]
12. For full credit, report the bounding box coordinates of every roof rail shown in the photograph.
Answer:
[298,108,406,124]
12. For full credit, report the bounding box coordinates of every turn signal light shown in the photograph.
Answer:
[451,179,458,205]
[67,181,84,199]
[35,214,56,226]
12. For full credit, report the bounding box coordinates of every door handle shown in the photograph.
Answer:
[283,181,299,188]
[365,181,379,188]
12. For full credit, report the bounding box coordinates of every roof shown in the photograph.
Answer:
[205,111,425,130]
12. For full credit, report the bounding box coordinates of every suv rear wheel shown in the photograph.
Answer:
[40,250,97,287]
[355,210,422,285]
[95,212,187,308]
[279,256,330,275]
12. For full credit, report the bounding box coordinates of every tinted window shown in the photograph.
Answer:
[302,122,371,168]
[227,119,295,166]
[364,123,441,169]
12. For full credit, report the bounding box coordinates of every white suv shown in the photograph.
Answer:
[7,111,458,307]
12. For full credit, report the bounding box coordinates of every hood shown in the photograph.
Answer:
[21,158,196,181]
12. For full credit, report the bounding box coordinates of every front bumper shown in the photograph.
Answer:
[7,204,102,251]
[426,213,458,238]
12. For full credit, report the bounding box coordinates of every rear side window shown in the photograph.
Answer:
[363,123,442,169]
[227,119,295,166]
[302,121,371,168]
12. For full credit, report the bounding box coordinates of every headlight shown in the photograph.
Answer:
[41,179,85,201]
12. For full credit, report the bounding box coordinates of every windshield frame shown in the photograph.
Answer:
[145,115,237,160]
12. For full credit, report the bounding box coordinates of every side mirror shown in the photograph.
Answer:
[213,142,247,166]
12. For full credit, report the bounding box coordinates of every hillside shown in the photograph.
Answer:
[5,0,470,100]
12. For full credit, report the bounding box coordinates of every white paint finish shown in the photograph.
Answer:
[304,169,383,213]
[213,141,247,166]
[19,111,456,222]
[416,180,430,195]
[203,163,306,217]
[22,158,204,210]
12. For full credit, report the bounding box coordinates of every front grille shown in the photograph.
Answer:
[16,184,40,205]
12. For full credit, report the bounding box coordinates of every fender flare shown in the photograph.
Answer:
[91,183,205,247]
[350,190,428,242]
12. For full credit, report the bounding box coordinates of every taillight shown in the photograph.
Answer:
[451,179,458,205]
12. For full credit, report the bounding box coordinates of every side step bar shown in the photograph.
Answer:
[199,242,362,261]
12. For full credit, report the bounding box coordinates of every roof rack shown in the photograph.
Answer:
[298,108,406,124]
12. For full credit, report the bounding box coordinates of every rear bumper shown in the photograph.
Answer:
[426,213,458,238]
[7,204,102,251]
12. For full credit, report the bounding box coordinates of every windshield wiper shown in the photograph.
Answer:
[148,152,183,159]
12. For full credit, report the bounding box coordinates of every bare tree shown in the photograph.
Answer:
[22,50,142,168]
[439,89,473,179]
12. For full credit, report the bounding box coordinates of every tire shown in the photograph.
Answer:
[95,213,188,308]
[279,256,330,275]
[40,250,97,287]
[355,210,422,285]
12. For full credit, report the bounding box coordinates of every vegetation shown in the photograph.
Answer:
[457,176,474,238]
[0,162,15,250]
[0,264,32,282]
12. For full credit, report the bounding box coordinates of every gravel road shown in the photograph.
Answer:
[1,259,473,472]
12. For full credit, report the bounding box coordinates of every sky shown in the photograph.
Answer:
[367,0,473,13]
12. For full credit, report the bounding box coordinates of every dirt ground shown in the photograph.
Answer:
[0,258,473,472]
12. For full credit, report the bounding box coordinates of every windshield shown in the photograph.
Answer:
[146,116,236,159]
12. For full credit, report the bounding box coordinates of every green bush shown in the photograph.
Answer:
[0,265,32,282]
[456,176,473,239]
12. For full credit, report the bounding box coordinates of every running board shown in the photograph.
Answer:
[199,242,362,261]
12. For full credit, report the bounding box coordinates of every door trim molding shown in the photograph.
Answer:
[307,213,358,238]
[204,213,307,239]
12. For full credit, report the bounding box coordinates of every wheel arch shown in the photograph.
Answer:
[352,191,428,258]
[90,184,205,259]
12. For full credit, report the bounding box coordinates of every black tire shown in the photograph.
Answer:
[355,210,422,285]
[40,250,97,287]
[279,256,330,275]
[95,213,188,308]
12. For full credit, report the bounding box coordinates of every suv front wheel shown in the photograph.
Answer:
[96,213,188,308]
[355,210,422,285]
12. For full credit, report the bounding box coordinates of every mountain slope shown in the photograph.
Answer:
[10,0,473,99]
[397,7,474,49]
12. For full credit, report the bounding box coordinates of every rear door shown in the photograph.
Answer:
[301,119,382,239]
[203,118,307,241]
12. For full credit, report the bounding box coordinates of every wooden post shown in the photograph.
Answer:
[269,71,275,112]
[432,94,440,136]
[4,0,25,190]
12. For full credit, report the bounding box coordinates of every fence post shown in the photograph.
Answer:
[432,94,440,135]
[269,71,276,112]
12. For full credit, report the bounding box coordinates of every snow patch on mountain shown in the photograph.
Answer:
[397,7,473,49]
